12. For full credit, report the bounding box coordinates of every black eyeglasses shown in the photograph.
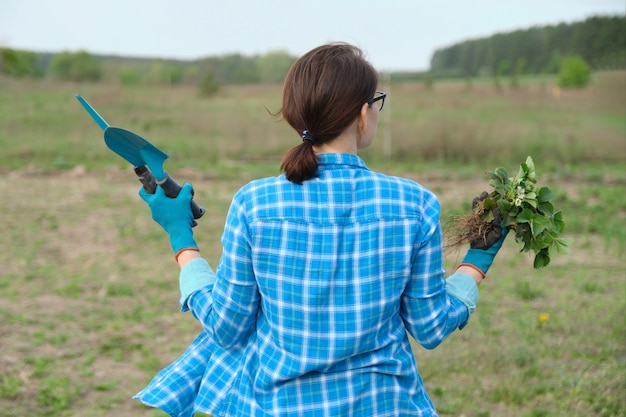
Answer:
[367,91,387,111]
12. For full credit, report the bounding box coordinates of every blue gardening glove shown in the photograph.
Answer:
[139,182,198,258]
[460,192,509,276]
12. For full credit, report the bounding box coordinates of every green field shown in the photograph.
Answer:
[0,73,624,417]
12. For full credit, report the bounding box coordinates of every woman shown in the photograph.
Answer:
[135,43,507,417]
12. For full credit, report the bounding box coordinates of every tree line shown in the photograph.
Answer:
[1,14,623,90]
[0,48,297,90]
[430,15,625,78]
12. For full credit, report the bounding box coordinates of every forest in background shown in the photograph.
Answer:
[429,15,625,78]
[0,14,624,86]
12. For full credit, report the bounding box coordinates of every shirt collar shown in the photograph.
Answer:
[316,153,369,172]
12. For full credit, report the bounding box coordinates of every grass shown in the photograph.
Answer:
[1,72,625,171]
[0,73,624,416]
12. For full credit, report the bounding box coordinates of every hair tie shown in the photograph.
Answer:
[301,130,315,143]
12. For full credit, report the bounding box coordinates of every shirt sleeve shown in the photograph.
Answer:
[179,258,217,312]
[445,272,479,319]
[186,189,260,350]
[400,195,470,349]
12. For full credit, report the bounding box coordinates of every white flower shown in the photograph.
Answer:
[515,198,523,207]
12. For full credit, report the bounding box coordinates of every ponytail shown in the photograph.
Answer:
[280,140,319,185]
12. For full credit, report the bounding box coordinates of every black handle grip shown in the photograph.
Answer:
[133,166,206,222]
[134,166,157,194]
[157,173,206,220]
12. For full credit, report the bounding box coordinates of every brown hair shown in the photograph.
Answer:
[279,43,378,184]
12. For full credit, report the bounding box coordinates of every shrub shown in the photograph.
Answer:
[0,48,44,78]
[558,55,591,88]
[50,50,102,82]
[198,69,221,97]
[119,68,142,85]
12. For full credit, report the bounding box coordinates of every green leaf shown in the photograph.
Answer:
[493,184,507,196]
[532,215,552,236]
[553,210,565,233]
[514,222,533,251]
[519,238,530,253]
[497,199,512,214]
[524,198,538,209]
[537,186,553,203]
[483,198,496,210]
[537,200,554,217]
[518,163,528,179]
[492,167,509,185]
[535,238,551,250]
[517,208,534,223]
[533,249,550,268]
[553,237,572,254]
[525,156,536,180]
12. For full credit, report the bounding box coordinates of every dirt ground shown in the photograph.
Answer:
[1,165,623,417]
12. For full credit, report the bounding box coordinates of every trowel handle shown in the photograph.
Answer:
[134,166,157,194]
[133,166,206,222]
[158,173,206,221]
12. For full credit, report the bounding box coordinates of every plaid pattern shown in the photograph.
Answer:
[135,153,469,417]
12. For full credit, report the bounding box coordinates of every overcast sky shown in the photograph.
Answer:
[1,0,624,71]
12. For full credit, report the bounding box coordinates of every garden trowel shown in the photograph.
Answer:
[75,94,205,223]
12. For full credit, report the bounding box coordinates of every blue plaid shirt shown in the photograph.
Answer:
[135,153,476,417]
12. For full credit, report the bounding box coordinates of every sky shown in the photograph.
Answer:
[1,0,624,72]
